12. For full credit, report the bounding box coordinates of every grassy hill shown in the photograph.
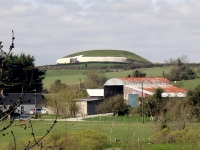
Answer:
[64,50,150,63]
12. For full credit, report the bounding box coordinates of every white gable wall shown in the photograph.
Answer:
[86,89,104,97]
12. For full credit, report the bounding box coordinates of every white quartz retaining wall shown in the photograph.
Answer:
[57,56,128,64]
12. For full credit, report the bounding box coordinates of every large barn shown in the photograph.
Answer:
[104,77,187,107]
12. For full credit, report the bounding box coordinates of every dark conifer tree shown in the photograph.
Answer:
[1,53,46,93]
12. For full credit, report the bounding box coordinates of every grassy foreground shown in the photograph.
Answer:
[1,117,153,143]
[1,116,200,150]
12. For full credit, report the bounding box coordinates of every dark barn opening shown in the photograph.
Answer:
[87,100,103,115]
[104,85,123,98]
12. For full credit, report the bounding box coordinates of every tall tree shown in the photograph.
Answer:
[49,79,67,93]
[83,70,107,89]
[144,88,164,117]
[1,53,46,93]
[165,61,196,81]
[46,84,87,117]
[132,69,146,77]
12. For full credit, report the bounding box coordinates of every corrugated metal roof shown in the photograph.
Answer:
[125,85,154,95]
[104,77,172,86]
[117,77,171,85]
[144,85,186,93]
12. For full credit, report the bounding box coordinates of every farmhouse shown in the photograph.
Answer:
[104,77,187,107]
[0,92,45,115]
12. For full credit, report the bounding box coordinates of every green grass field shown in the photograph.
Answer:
[43,67,171,87]
[43,66,200,90]
[0,119,158,148]
[2,118,152,143]
[1,117,199,150]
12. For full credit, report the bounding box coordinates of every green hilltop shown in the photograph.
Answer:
[64,50,150,63]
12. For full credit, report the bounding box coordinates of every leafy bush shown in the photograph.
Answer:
[165,65,197,81]
[5,130,108,150]
[152,128,170,143]
[48,130,108,150]
[152,127,200,145]
[96,94,130,116]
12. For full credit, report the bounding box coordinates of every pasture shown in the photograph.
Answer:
[1,118,153,147]
[43,67,172,87]
[43,66,200,90]
[1,116,199,150]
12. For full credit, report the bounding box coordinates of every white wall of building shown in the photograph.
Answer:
[57,58,71,64]
[57,55,129,64]
[87,89,104,97]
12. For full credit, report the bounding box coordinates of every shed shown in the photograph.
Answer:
[76,97,103,116]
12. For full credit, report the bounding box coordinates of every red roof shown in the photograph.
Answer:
[117,77,171,85]
[118,77,187,94]
[144,85,187,93]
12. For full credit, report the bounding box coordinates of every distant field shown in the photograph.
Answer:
[43,66,200,89]
[43,66,173,87]
[45,70,89,77]
[176,78,200,90]
[43,74,85,88]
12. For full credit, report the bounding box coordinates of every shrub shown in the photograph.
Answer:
[47,130,108,150]
[5,130,108,150]
[152,127,200,145]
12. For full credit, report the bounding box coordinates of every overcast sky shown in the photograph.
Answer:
[0,0,199,66]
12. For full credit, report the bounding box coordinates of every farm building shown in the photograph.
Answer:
[0,92,45,115]
[76,89,104,116]
[104,77,187,107]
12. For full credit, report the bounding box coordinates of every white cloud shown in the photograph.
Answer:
[0,0,199,66]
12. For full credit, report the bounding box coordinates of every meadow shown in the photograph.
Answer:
[2,117,152,143]
[0,116,198,150]
[43,66,200,90]
[43,67,170,88]
[0,116,194,150]
[1,117,150,148]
